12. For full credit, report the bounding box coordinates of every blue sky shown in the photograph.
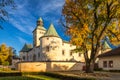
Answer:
[0,0,69,55]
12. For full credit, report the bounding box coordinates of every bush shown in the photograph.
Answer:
[109,70,120,72]
[0,72,22,77]
[0,72,96,80]
[94,68,103,71]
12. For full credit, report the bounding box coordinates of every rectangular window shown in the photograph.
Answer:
[78,53,81,57]
[109,61,113,68]
[70,51,72,56]
[23,56,25,60]
[62,50,65,55]
[46,46,50,52]
[103,61,107,68]
[38,52,40,57]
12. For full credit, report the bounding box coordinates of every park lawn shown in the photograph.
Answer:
[0,76,39,80]
[26,75,60,80]
[0,75,60,80]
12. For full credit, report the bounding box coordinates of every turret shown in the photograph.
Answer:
[40,24,62,61]
[33,17,46,47]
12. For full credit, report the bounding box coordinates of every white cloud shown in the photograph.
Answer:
[8,0,64,35]
[36,0,64,16]
[17,36,28,44]
[9,18,34,35]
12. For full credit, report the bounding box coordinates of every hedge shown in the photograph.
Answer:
[0,72,96,80]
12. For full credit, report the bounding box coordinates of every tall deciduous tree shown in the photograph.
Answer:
[0,0,16,29]
[62,0,120,73]
[0,44,13,65]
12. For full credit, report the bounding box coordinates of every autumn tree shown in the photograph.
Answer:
[0,0,16,29]
[62,0,120,73]
[0,44,13,65]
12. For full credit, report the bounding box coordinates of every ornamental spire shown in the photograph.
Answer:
[37,17,43,26]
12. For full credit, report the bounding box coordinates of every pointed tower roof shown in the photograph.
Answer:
[44,24,60,38]
[20,44,32,52]
[33,17,46,32]
[38,17,43,22]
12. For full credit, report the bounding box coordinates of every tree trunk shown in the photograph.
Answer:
[85,60,95,73]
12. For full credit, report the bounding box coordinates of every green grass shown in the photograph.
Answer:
[0,75,60,80]
[0,76,39,80]
[27,75,60,80]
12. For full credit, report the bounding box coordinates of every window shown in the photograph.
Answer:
[103,61,107,68]
[33,54,36,61]
[23,56,25,60]
[46,46,50,52]
[27,56,29,61]
[109,61,113,68]
[78,53,81,57]
[47,38,49,40]
[70,51,72,56]
[38,52,40,57]
[62,50,65,55]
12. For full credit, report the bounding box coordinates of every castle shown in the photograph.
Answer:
[18,18,116,72]
[20,18,84,62]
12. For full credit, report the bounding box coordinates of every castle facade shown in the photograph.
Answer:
[20,18,84,62]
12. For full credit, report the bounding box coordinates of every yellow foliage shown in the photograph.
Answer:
[0,44,13,64]
[62,0,120,49]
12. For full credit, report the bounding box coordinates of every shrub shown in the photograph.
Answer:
[0,72,22,77]
[109,70,120,72]
[94,68,103,71]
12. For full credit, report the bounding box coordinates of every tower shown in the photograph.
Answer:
[33,17,46,47]
[41,24,62,61]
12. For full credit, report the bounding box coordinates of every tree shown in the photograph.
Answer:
[0,0,16,29]
[2,61,9,71]
[0,44,13,65]
[62,0,120,73]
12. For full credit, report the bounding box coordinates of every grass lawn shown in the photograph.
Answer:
[0,75,60,80]
[26,75,60,80]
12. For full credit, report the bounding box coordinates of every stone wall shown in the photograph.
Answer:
[17,61,85,72]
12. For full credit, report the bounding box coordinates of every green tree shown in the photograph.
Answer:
[62,0,120,73]
[2,61,9,66]
[0,0,16,29]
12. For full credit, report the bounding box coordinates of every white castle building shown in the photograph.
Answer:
[20,18,84,62]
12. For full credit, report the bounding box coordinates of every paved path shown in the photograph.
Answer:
[98,72,120,80]
[55,71,120,80]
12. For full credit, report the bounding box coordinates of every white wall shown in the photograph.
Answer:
[98,56,120,70]
[17,61,85,72]
[41,37,63,61]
